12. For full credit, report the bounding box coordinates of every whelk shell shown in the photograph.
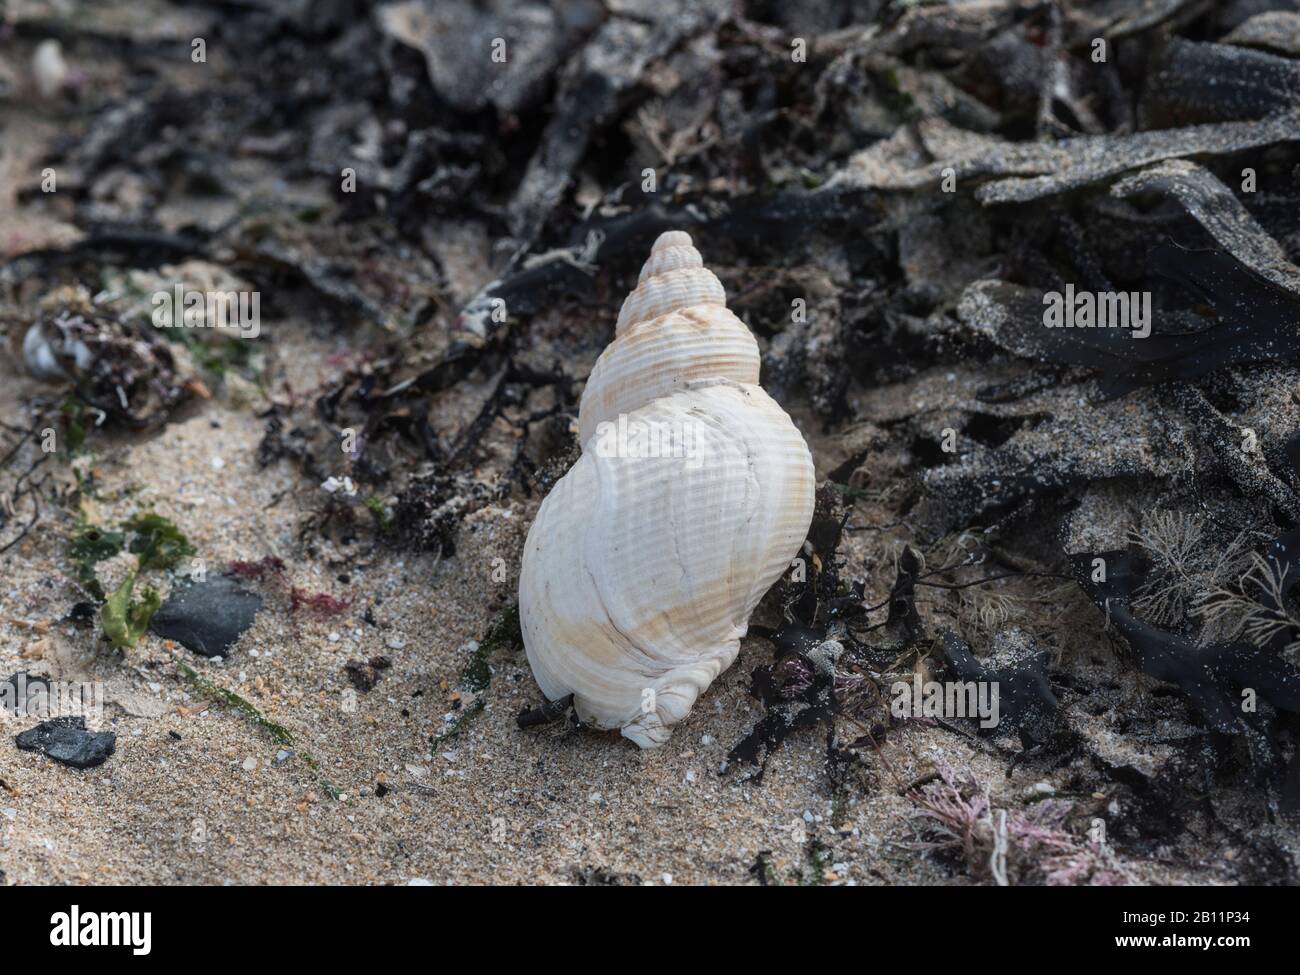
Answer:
[519,231,816,747]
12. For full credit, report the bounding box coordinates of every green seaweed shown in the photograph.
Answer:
[162,325,261,381]
[481,602,522,655]
[878,67,919,120]
[68,516,124,601]
[826,481,872,501]
[363,495,393,534]
[431,604,522,750]
[461,647,492,694]
[177,662,294,745]
[68,511,194,647]
[177,662,341,800]
[123,511,196,570]
[431,698,486,748]
[59,396,90,455]
[462,602,522,692]
[101,571,162,649]
[802,839,834,886]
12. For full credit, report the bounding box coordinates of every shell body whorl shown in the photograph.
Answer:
[519,232,816,748]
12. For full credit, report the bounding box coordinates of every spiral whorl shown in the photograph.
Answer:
[579,232,761,447]
[615,232,726,335]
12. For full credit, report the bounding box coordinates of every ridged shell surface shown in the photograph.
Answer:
[519,231,816,747]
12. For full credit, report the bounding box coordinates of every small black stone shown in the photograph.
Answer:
[66,602,97,627]
[15,716,116,769]
[345,660,379,692]
[149,574,263,658]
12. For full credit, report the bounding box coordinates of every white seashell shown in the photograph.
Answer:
[519,231,816,747]
[22,319,94,381]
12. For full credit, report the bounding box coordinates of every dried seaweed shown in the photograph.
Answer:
[505,2,728,251]
[1143,38,1300,127]
[726,488,877,779]
[956,242,1300,401]
[725,656,838,781]
[1223,12,1300,57]
[936,630,1058,736]
[1110,160,1300,297]
[917,384,1196,529]
[977,116,1300,205]
[827,114,1300,202]
[376,0,600,115]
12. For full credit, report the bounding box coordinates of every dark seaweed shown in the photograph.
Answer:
[961,244,1300,400]
[936,630,1058,736]
[1072,549,1300,749]
[1144,39,1300,126]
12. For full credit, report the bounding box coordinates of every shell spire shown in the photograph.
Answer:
[614,231,725,335]
[519,231,816,748]
[578,232,761,448]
